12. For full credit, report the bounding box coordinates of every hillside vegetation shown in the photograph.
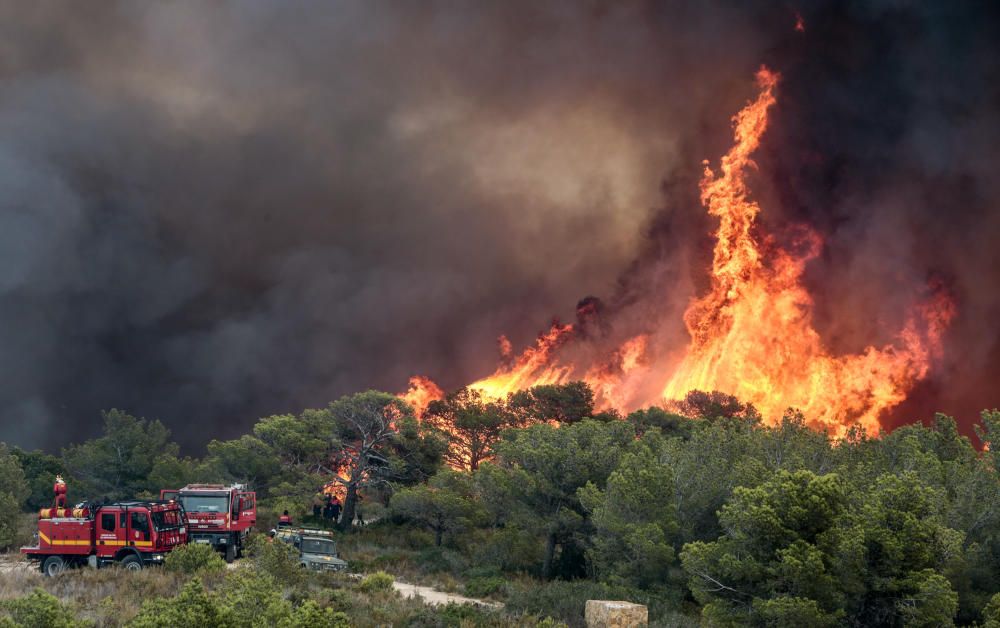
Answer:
[3,385,1000,626]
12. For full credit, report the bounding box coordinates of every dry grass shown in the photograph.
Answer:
[0,554,549,627]
[0,543,567,627]
[0,553,226,626]
[337,522,480,592]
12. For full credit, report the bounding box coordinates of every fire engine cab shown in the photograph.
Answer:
[22,492,187,577]
[161,484,256,562]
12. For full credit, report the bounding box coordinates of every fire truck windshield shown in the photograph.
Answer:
[179,495,229,513]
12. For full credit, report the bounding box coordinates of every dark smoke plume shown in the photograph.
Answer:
[0,1,997,450]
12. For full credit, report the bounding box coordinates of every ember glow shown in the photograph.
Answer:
[407,67,955,436]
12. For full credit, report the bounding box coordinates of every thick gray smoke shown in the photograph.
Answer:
[0,1,996,450]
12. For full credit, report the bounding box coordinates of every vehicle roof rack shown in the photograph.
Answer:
[297,528,334,537]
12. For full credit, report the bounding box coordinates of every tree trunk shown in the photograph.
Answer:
[543,531,557,580]
[339,483,358,531]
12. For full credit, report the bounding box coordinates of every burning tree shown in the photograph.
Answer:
[326,391,444,529]
[670,390,761,423]
[508,381,596,425]
[202,391,443,525]
[421,382,605,472]
[423,388,518,472]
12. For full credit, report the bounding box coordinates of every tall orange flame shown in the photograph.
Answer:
[401,375,445,418]
[469,322,576,399]
[661,67,953,435]
[405,66,954,436]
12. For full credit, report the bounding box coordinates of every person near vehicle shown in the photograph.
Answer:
[278,510,292,527]
[312,501,322,518]
[330,497,342,523]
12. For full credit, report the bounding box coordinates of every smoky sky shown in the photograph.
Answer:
[1,1,998,451]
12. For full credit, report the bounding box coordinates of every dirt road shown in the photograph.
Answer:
[391,580,501,608]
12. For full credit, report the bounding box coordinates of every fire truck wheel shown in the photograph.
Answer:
[224,544,236,563]
[42,555,65,577]
[120,554,144,572]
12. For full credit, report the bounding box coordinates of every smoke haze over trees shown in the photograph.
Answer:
[0,1,998,449]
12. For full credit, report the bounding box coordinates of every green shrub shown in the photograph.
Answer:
[164,541,226,575]
[278,601,350,628]
[370,548,416,571]
[400,527,436,550]
[343,555,372,572]
[505,581,687,628]
[0,492,20,550]
[983,593,1000,628]
[473,528,544,574]
[359,571,395,593]
[218,570,294,627]
[438,603,508,626]
[464,575,507,598]
[415,546,469,574]
[127,570,348,628]
[245,533,303,585]
[311,586,356,614]
[0,588,92,628]
[404,602,505,627]
[751,597,840,628]
[464,565,503,579]
[129,578,233,628]
[505,581,628,627]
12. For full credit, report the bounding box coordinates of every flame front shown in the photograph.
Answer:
[405,66,954,436]
[661,68,953,435]
[468,323,576,399]
[402,375,446,418]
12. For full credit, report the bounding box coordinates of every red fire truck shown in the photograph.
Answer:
[22,500,188,576]
[161,484,256,562]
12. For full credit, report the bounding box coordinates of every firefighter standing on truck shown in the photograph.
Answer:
[53,475,67,508]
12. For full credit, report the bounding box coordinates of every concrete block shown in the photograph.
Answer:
[585,600,648,628]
